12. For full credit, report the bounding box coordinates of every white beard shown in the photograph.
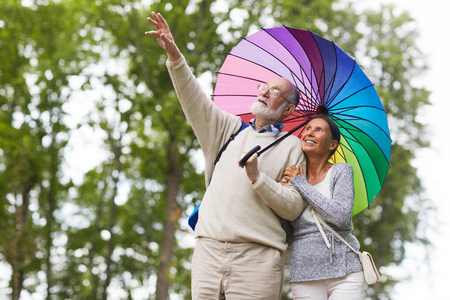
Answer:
[251,97,288,122]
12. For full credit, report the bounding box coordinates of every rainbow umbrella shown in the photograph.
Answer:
[213,27,391,215]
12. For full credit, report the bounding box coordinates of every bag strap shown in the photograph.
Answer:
[311,208,359,255]
[213,121,248,166]
[311,208,331,248]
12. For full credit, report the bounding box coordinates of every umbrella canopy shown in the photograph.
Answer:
[213,27,391,215]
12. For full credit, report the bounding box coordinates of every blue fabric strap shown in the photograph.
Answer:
[188,204,200,231]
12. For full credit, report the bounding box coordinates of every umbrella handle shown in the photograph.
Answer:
[239,145,261,167]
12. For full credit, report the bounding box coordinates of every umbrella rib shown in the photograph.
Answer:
[333,109,392,142]
[331,105,389,122]
[308,30,328,107]
[332,104,387,113]
[324,59,358,108]
[332,144,347,162]
[333,140,371,209]
[327,84,374,112]
[215,71,267,84]
[296,29,323,106]
[335,118,391,163]
[351,141,386,206]
[339,129,384,210]
[297,68,319,109]
[231,52,316,104]
[259,28,321,104]
[235,37,318,103]
[334,117,392,163]
[324,70,338,107]
[214,95,256,98]
[213,72,262,98]
[325,53,357,108]
[311,62,323,106]
[323,42,340,108]
[332,108,391,141]
[290,109,316,118]
[214,62,283,89]
[308,31,351,109]
[334,113,392,143]
[270,28,320,103]
[289,69,318,110]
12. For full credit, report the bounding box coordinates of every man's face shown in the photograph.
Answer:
[251,78,293,122]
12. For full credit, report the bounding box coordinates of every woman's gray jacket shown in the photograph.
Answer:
[289,163,363,282]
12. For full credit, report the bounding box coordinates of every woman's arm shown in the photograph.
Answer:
[289,164,354,227]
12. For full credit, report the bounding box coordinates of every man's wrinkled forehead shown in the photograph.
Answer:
[266,77,291,91]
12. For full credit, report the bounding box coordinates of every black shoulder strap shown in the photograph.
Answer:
[213,121,246,166]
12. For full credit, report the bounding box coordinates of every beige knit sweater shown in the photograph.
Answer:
[167,56,306,251]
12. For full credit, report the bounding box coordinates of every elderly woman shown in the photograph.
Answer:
[283,114,364,299]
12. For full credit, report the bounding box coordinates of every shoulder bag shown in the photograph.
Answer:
[311,208,381,285]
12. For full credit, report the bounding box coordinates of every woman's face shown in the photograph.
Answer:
[301,118,337,157]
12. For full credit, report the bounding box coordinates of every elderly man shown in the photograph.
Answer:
[146,12,306,300]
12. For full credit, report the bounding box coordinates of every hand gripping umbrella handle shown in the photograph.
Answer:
[239,145,261,167]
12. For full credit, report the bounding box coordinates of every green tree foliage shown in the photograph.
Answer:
[56,0,215,298]
[0,0,95,298]
[0,0,431,299]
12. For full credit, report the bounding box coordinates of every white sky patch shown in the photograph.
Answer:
[351,0,450,298]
